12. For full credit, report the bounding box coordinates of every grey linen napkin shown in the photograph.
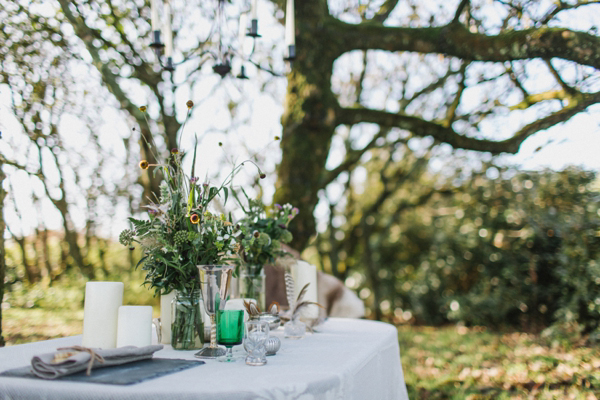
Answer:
[31,345,164,379]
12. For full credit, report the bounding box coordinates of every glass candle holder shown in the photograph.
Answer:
[244,320,269,366]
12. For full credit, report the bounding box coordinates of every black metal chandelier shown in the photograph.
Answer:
[149,0,295,78]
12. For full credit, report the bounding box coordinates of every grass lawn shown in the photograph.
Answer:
[400,325,600,399]
[2,308,599,399]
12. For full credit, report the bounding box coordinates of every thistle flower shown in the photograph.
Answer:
[190,214,200,224]
[274,204,282,210]
[139,160,149,170]
[292,207,300,215]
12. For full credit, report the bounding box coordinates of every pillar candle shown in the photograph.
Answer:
[225,298,254,321]
[291,261,319,319]
[82,282,124,349]
[116,306,153,348]
[159,291,176,344]
[285,0,295,47]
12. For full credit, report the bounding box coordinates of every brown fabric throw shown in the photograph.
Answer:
[31,345,163,380]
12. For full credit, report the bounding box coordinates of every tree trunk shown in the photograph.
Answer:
[273,1,340,251]
[14,236,40,284]
[0,163,6,346]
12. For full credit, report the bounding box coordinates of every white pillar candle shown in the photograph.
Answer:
[291,261,319,319]
[285,0,295,46]
[225,298,254,321]
[116,306,153,348]
[163,0,173,57]
[150,0,161,32]
[160,291,176,344]
[82,282,124,349]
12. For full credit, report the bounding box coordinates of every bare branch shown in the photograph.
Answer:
[540,0,600,25]
[336,90,600,154]
[452,0,471,24]
[332,20,600,69]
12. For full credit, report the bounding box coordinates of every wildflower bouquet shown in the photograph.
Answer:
[119,146,239,297]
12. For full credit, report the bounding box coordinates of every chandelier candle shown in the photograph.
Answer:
[163,0,173,67]
[150,0,160,32]
[285,0,295,47]
[82,282,124,349]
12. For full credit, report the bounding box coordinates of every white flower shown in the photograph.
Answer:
[223,234,230,240]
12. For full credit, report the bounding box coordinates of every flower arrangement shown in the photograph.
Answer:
[235,198,298,273]
[118,102,263,297]
[233,196,298,311]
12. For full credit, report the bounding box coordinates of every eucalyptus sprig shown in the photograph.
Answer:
[233,191,298,275]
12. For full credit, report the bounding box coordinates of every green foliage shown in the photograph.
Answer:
[121,164,237,296]
[328,165,600,331]
[234,195,297,273]
[404,167,600,332]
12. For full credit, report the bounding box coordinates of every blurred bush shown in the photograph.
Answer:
[317,166,600,332]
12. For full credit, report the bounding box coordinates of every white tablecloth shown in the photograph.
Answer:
[0,318,409,400]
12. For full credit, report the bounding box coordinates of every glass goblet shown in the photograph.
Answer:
[245,320,269,366]
[216,309,245,362]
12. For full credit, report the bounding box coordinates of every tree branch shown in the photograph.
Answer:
[332,20,600,69]
[540,0,600,25]
[336,90,600,154]
[452,0,470,24]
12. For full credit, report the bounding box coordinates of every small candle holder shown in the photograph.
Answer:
[247,19,261,38]
[284,319,306,339]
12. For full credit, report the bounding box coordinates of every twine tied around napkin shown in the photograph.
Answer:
[56,346,105,376]
[31,344,164,379]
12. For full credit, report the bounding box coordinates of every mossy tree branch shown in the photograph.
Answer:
[334,21,600,69]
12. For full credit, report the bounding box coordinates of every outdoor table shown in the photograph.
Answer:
[0,318,409,400]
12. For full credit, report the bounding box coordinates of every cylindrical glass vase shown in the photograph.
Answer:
[239,265,266,311]
[171,289,204,350]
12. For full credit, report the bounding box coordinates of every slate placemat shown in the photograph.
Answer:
[0,358,204,385]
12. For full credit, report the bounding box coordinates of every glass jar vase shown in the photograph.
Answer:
[239,265,266,311]
[171,289,204,350]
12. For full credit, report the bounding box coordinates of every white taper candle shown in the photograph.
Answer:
[251,0,258,19]
[150,0,161,32]
[82,282,124,349]
[285,0,295,46]
[163,0,173,57]
[238,12,248,52]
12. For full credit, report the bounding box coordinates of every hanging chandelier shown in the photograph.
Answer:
[149,0,296,78]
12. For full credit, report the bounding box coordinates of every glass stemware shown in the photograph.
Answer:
[216,309,244,362]
[245,320,269,366]
[195,265,234,359]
